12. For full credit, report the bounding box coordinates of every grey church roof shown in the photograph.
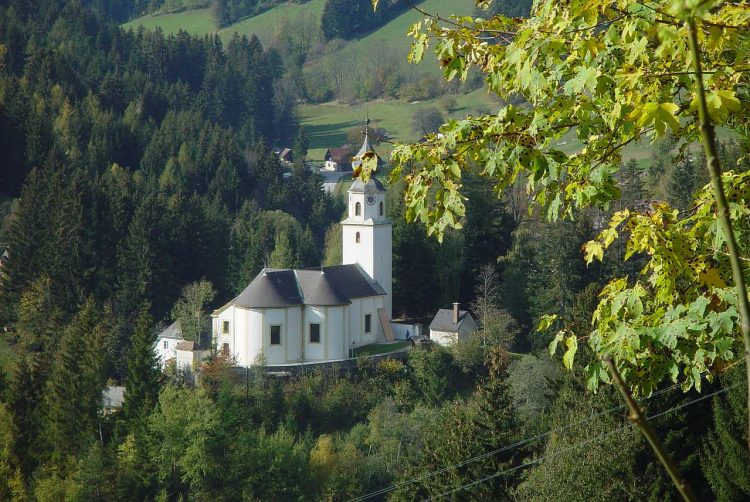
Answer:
[225,264,384,311]
[351,131,384,170]
[349,177,386,193]
[429,309,475,333]
[235,269,303,308]
[295,269,350,306]
[311,264,387,299]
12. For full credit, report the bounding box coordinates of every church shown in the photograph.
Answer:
[211,133,392,367]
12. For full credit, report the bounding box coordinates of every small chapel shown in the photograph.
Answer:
[211,131,392,367]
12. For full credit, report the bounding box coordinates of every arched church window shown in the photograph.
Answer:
[356,232,360,243]
[355,202,361,216]
[379,201,384,216]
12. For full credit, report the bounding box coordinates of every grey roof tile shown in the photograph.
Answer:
[235,269,303,308]
[295,269,350,306]
[156,320,183,340]
[316,264,385,300]
[349,177,386,193]
[429,309,475,332]
[224,264,384,310]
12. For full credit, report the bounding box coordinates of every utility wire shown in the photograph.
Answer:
[350,382,683,502]
[424,382,744,501]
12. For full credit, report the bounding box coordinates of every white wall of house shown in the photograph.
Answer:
[155,337,181,369]
[176,348,205,370]
[324,160,338,171]
[430,330,459,346]
[263,307,302,365]
[430,317,479,347]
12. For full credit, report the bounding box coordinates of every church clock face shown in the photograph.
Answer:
[366,195,376,205]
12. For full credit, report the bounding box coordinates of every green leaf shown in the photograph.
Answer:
[583,240,604,264]
[694,90,743,122]
[667,361,679,382]
[409,33,428,63]
[585,361,608,392]
[548,330,564,356]
[537,314,558,332]
[635,102,680,137]
[564,66,598,95]
[562,335,578,370]
[447,161,461,179]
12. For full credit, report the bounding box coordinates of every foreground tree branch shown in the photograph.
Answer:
[686,16,750,451]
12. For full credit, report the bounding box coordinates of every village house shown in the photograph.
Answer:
[154,320,184,369]
[278,147,293,165]
[323,146,352,171]
[154,320,211,371]
[429,302,479,346]
[212,131,394,367]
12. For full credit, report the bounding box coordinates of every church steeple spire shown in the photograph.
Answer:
[352,116,380,170]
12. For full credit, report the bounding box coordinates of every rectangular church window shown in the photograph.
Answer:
[310,323,321,343]
[270,325,281,345]
[222,320,229,334]
[364,314,372,333]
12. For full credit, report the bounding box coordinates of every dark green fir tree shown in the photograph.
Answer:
[702,367,750,501]
[44,298,108,468]
[122,302,161,426]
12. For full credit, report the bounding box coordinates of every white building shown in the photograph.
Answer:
[154,321,184,369]
[175,341,210,370]
[429,303,479,346]
[212,133,393,367]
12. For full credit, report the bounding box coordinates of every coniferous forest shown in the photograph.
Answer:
[0,0,749,501]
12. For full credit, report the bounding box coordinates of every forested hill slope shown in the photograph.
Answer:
[122,0,531,158]
[0,0,340,354]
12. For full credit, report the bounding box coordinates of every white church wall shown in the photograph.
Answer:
[263,307,301,365]
[233,308,258,367]
[342,223,372,272]
[347,298,362,348]
[213,311,231,356]
[348,296,382,347]
[303,306,326,361]
[326,306,346,359]
[372,224,392,318]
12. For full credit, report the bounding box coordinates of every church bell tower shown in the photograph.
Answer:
[341,126,392,318]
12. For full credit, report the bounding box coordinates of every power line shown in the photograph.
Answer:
[426,427,629,501]
[350,382,683,502]
[424,382,743,501]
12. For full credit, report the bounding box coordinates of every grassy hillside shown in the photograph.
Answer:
[332,0,475,71]
[298,88,498,160]
[122,0,473,47]
[122,6,217,36]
